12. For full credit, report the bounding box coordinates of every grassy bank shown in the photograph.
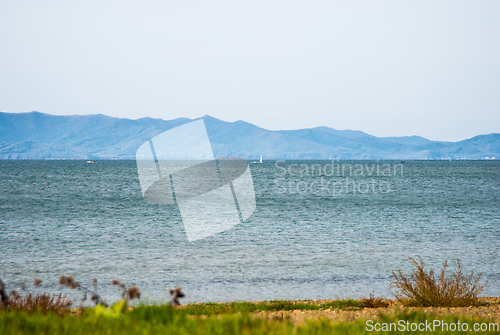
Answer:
[1,301,499,335]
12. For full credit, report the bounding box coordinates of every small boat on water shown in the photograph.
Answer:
[86,160,96,164]
[251,155,263,164]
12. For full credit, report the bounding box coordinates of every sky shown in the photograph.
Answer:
[0,1,499,141]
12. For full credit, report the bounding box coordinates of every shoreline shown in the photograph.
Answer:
[179,297,500,325]
[245,297,500,325]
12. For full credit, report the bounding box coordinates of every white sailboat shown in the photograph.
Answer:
[251,155,263,164]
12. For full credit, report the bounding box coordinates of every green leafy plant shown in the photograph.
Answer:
[390,257,487,307]
[92,299,128,317]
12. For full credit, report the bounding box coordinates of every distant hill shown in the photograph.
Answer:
[0,111,498,160]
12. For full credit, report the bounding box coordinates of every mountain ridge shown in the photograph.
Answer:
[0,111,498,160]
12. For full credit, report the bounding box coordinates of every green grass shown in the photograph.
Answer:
[181,299,362,315]
[1,303,499,335]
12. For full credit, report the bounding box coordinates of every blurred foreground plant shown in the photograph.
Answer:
[59,275,108,308]
[0,275,141,314]
[7,292,72,315]
[0,277,72,314]
[111,279,141,301]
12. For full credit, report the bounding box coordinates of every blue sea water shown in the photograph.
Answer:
[0,160,499,305]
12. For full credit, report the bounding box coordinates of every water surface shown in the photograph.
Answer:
[0,160,498,304]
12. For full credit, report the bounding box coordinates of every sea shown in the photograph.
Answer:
[0,160,499,305]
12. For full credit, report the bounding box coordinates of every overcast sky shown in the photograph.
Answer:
[1,1,499,141]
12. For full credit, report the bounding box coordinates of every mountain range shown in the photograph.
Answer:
[0,111,498,160]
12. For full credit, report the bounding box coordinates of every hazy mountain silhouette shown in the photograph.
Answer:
[1,111,498,160]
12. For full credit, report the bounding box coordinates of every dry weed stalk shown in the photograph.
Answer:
[1,275,143,312]
[390,257,487,307]
[0,276,72,314]
[111,279,141,301]
[169,287,185,306]
[0,277,9,307]
[7,292,72,315]
[59,275,108,308]
[360,292,389,308]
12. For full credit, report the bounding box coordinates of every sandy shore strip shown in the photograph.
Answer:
[184,297,500,326]
[250,297,500,325]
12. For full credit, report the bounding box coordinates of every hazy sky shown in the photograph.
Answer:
[1,1,499,141]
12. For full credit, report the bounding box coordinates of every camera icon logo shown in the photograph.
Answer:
[136,120,256,241]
